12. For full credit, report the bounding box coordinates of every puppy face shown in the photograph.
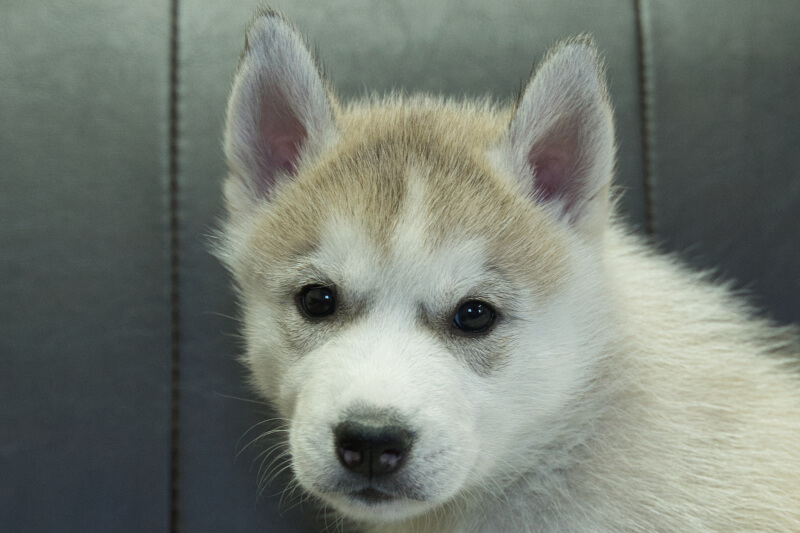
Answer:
[220,11,615,524]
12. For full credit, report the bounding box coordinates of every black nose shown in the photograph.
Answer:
[334,420,414,478]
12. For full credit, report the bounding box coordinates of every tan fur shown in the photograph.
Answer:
[238,97,568,293]
[218,11,800,532]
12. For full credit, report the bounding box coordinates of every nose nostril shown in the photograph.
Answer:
[339,447,363,470]
[378,449,403,471]
[333,420,414,478]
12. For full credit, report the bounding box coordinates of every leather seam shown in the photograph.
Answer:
[168,0,181,530]
[634,0,658,236]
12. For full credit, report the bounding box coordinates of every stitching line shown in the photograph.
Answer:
[168,0,181,530]
[634,0,658,236]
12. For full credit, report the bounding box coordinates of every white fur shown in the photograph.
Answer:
[218,12,800,533]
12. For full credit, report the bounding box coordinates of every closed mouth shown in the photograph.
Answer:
[350,487,399,504]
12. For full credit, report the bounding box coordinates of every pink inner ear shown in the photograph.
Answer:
[530,145,574,202]
[269,132,305,173]
[257,93,308,185]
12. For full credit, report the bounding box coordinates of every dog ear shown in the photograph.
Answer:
[501,37,615,235]
[223,10,337,214]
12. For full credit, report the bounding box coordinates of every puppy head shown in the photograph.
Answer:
[218,10,615,524]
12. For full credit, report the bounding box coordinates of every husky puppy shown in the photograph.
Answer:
[217,9,800,532]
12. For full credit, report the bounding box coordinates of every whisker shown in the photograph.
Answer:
[203,310,242,322]
[237,426,289,459]
[214,392,275,407]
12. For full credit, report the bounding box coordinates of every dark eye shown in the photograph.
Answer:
[298,285,336,318]
[453,300,495,334]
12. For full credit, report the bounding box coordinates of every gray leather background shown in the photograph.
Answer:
[2,1,798,531]
[645,1,800,325]
[1,1,172,531]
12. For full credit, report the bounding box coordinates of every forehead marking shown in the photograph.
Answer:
[248,101,568,301]
[391,165,431,260]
